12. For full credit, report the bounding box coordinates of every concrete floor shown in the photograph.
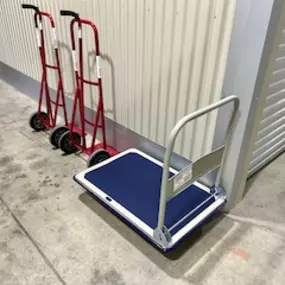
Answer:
[0,78,285,285]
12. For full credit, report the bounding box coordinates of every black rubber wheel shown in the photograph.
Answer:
[58,131,81,154]
[87,149,111,167]
[49,126,69,148]
[29,111,48,131]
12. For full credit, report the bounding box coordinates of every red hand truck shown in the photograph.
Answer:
[57,10,118,167]
[22,4,68,143]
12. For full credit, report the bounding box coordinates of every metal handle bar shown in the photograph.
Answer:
[157,95,240,229]
[22,4,39,11]
[36,11,56,28]
[60,10,79,19]
[22,7,56,40]
[22,3,40,28]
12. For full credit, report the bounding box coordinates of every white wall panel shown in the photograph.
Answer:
[0,0,235,160]
[249,27,285,176]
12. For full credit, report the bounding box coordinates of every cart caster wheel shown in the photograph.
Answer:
[29,111,48,131]
[58,131,81,154]
[87,149,111,167]
[49,126,69,148]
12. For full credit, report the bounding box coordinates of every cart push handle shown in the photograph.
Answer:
[21,4,39,11]
[22,3,40,28]
[157,95,240,230]
[60,10,80,19]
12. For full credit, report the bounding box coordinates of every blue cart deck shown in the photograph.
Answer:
[74,149,226,250]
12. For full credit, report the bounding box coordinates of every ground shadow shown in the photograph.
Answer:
[79,191,248,283]
[58,41,76,97]
[86,50,117,121]
[83,51,117,147]
[101,53,117,122]
[245,147,285,198]
[86,50,96,110]
[243,173,260,197]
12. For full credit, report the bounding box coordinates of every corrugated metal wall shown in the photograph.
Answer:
[0,0,235,160]
[249,27,285,176]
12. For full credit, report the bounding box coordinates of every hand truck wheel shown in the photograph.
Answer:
[29,111,48,131]
[58,131,81,154]
[49,126,69,148]
[87,149,111,167]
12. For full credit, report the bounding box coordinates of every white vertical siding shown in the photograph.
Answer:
[249,28,285,176]
[0,0,235,160]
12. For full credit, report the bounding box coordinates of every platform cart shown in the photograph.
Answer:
[74,95,239,251]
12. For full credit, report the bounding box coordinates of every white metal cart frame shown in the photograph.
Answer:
[75,95,239,250]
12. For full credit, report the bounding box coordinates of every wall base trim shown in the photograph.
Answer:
[0,62,205,180]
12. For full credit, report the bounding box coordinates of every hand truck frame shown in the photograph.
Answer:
[22,4,68,135]
[56,10,118,167]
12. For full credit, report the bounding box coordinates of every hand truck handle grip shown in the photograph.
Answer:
[21,4,39,11]
[60,10,79,19]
